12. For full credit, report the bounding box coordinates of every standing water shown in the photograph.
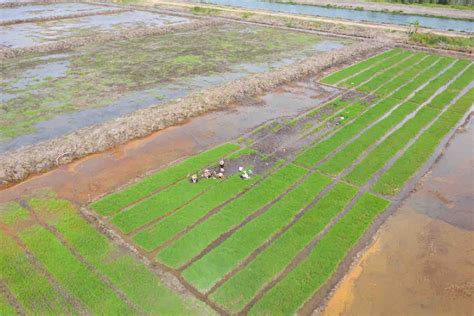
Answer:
[197,0,474,32]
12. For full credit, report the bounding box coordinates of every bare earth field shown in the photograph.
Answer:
[0,1,473,315]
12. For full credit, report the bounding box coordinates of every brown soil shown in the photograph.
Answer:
[318,114,474,316]
[0,40,387,187]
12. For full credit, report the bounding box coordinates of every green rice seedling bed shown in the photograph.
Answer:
[295,97,400,168]
[0,294,16,316]
[182,172,331,291]
[409,60,470,104]
[112,178,217,234]
[90,143,239,215]
[375,54,441,96]
[338,50,413,88]
[317,101,420,176]
[211,183,357,313]
[248,193,390,315]
[345,107,439,186]
[373,88,473,195]
[30,198,202,315]
[19,225,135,315]
[133,173,259,252]
[320,48,400,85]
[0,228,74,315]
[357,53,425,94]
[156,164,306,268]
[390,57,453,101]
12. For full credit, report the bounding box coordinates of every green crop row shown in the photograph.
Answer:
[132,173,259,252]
[29,198,202,315]
[156,164,307,269]
[0,293,15,316]
[249,193,390,315]
[90,143,239,215]
[390,57,453,101]
[183,172,331,292]
[0,227,75,315]
[211,182,357,313]
[317,101,420,176]
[373,88,473,195]
[346,64,473,187]
[338,50,413,88]
[19,225,134,314]
[375,54,441,97]
[357,53,425,94]
[112,178,217,234]
[409,60,470,105]
[295,97,399,168]
[320,48,400,85]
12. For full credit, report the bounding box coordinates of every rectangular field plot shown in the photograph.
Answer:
[0,199,212,315]
[80,48,474,314]
[0,3,118,23]
[0,23,349,153]
[0,10,190,48]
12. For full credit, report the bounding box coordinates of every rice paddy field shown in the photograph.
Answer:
[1,1,473,314]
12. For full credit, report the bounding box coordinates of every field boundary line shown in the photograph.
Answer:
[0,280,25,316]
[21,201,145,315]
[0,221,89,315]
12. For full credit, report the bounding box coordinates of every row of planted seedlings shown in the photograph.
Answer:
[84,47,472,314]
[0,198,209,315]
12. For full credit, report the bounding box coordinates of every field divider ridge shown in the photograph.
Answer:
[0,280,25,316]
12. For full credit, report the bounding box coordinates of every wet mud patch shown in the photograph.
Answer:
[0,10,190,48]
[0,22,348,152]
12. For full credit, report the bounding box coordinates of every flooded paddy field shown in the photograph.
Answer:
[0,23,349,153]
[0,2,120,24]
[0,10,190,48]
[1,46,472,315]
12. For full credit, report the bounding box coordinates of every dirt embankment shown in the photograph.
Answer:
[0,40,388,186]
[270,0,474,21]
[0,18,219,59]
[0,7,128,26]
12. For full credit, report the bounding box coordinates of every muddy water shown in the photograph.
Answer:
[0,3,116,22]
[320,116,474,316]
[0,10,190,48]
[0,80,340,204]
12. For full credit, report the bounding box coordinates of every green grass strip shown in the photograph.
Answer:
[317,101,420,176]
[90,143,239,216]
[156,164,307,269]
[0,293,16,316]
[211,183,357,313]
[249,193,390,315]
[373,88,473,196]
[183,172,332,291]
[338,50,413,88]
[30,198,205,315]
[320,48,401,85]
[295,97,399,168]
[407,59,469,104]
[0,229,75,315]
[19,225,134,315]
[345,107,439,186]
[112,178,217,234]
[132,174,259,252]
[447,63,474,91]
[390,57,453,101]
[375,54,441,97]
[357,53,425,94]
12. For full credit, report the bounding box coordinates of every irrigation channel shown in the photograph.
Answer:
[196,0,474,32]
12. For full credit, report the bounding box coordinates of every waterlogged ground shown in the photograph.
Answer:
[0,3,117,22]
[0,47,473,315]
[0,24,348,152]
[0,10,190,48]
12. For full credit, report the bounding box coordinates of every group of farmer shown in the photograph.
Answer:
[190,160,252,183]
